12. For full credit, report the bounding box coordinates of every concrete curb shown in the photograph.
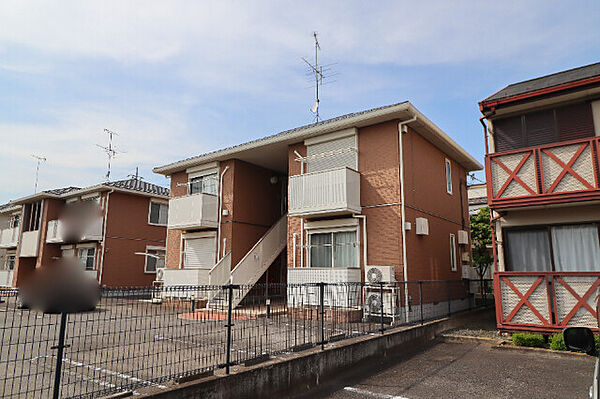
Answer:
[439,333,503,345]
[491,342,591,359]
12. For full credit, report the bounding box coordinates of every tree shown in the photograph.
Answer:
[470,206,493,295]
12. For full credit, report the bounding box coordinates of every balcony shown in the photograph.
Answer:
[20,230,40,257]
[288,167,361,217]
[486,137,600,209]
[167,193,218,230]
[46,218,103,244]
[0,228,18,248]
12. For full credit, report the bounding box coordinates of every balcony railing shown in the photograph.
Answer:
[0,227,18,248]
[46,218,103,243]
[20,230,40,257]
[494,271,600,333]
[486,137,600,208]
[167,193,218,230]
[288,167,361,217]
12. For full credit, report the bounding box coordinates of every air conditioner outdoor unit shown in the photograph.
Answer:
[415,217,429,235]
[364,291,399,317]
[457,230,469,245]
[156,268,165,282]
[365,265,395,284]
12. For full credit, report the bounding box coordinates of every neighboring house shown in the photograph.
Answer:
[0,178,169,288]
[467,184,488,215]
[0,203,22,287]
[154,101,482,314]
[480,62,600,333]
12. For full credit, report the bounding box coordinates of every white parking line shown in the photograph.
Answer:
[30,355,167,389]
[343,386,410,399]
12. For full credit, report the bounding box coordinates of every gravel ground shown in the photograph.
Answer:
[443,310,500,339]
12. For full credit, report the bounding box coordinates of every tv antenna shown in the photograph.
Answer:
[302,32,337,122]
[31,154,46,193]
[96,128,122,181]
[128,166,144,181]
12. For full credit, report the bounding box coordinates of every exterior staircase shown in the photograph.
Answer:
[207,214,287,309]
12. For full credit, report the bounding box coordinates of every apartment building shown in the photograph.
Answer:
[154,101,481,312]
[480,62,600,333]
[0,178,169,288]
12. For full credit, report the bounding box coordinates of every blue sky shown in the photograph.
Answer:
[1,1,599,204]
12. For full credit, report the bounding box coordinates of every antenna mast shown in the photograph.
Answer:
[302,32,337,123]
[96,128,121,182]
[31,154,46,193]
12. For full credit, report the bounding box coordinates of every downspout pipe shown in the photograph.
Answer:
[98,189,114,285]
[294,150,305,267]
[217,165,230,262]
[398,116,417,323]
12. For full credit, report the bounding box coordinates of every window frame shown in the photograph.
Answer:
[449,233,457,272]
[445,158,453,195]
[307,228,360,269]
[188,172,218,196]
[4,254,15,271]
[77,247,96,271]
[144,246,166,274]
[148,200,168,226]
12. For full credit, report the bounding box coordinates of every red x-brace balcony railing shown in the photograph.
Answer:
[485,137,600,209]
[494,271,600,333]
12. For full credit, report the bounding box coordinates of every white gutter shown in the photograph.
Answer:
[353,215,367,270]
[292,233,297,268]
[398,116,417,323]
[216,165,230,261]
[98,189,114,285]
[293,150,305,268]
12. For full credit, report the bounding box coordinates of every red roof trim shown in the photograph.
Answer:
[479,75,600,112]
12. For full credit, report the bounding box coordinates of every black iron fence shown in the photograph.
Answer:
[0,279,493,398]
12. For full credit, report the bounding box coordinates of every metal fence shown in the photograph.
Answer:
[0,279,493,398]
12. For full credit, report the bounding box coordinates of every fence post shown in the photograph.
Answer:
[319,282,325,350]
[379,282,384,334]
[419,281,424,325]
[225,284,234,374]
[52,312,69,399]
[447,280,451,318]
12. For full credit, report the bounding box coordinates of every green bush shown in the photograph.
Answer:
[549,333,566,351]
[512,332,546,348]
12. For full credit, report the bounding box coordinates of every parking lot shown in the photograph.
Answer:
[297,340,594,399]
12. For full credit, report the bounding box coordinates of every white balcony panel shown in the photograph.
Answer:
[0,270,13,286]
[46,217,103,243]
[0,228,19,248]
[81,217,103,241]
[46,220,64,243]
[288,167,361,217]
[168,194,218,229]
[20,230,40,257]
[287,268,361,308]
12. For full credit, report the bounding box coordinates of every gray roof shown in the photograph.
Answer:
[468,197,487,205]
[482,62,600,103]
[157,101,408,170]
[43,186,81,196]
[105,179,170,197]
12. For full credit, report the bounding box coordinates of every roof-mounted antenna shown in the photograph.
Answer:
[31,154,46,193]
[96,128,122,182]
[302,32,337,123]
[128,166,144,181]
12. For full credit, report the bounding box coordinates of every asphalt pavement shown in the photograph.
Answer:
[295,340,595,399]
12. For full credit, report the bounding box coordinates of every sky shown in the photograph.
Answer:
[0,1,599,204]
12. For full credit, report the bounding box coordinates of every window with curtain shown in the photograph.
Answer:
[309,230,358,268]
[77,247,96,271]
[445,159,452,194]
[145,248,166,273]
[505,229,552,271]
[149,202,168,225]
[551,224,600,271]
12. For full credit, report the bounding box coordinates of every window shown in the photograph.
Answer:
[505,224,600,272]
[23,201,41,232]
[184,234,217,268]
[3,254,15,271]
[145,247,165,273]
[78,247,95,271]
[449,234,457,271]
[9,214,19,229]
[149,201,168,225]
[189,173,218,195]
[309,230,359,268]
[445,159,452,194]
